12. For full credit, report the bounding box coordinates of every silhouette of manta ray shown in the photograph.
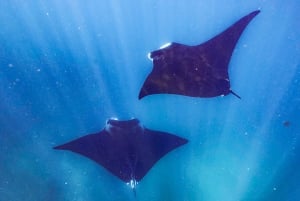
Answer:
[139,10,260,99]
[54,118,188,194]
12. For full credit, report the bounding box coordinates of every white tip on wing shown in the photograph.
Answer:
[147,52,152,60]
[159,42,171,49]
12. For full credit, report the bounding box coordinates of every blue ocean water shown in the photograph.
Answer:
[0,0,299,200]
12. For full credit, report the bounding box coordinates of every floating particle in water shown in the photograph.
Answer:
[283,121,290,127]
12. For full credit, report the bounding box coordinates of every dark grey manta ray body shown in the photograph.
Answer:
[54,118,187,187]
[139,10,260,99]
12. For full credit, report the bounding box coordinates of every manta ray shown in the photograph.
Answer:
[54,118,188,195]
[139,10,260,99]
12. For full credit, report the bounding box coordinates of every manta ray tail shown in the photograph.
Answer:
[230,90,241,99]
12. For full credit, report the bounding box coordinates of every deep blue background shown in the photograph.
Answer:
[0,0,299,200]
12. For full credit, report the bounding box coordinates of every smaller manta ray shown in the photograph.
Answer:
[139,10,260,100]
[54,118,187,195]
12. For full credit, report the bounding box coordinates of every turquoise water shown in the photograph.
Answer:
[0,0,299,200]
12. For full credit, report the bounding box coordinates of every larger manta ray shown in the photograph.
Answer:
[54,118,187,195]
[139,10,260,99]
